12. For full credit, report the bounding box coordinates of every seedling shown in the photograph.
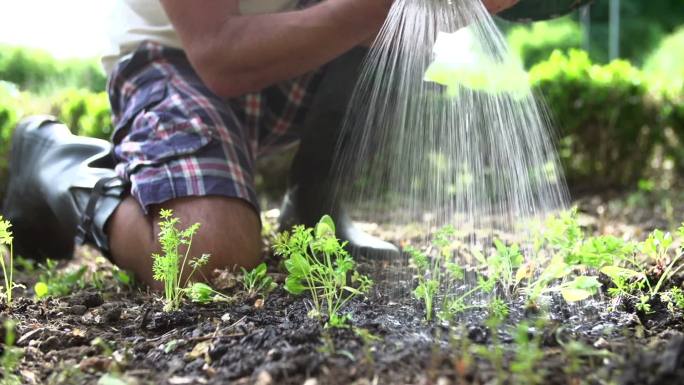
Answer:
[510,322,545,385]
[241,263,277,299]
[556,329,614,377]
[661,287,684,312]
[274,215,373,328]
[353,327,382,365]
[185,282,233,305]
[1,319,22,385]
[407,225,465,321]
[151,209,210,311]
[0,217,17,306]
[485,239,524,296]
[34,259,87,299]
[406,245,440,321]
[599,226,684,312]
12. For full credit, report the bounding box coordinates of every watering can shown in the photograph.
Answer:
[498,0,594,22]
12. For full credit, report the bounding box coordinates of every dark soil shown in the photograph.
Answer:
[2,190,684,385]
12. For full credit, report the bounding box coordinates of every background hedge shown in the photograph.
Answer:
[0,18,683,201]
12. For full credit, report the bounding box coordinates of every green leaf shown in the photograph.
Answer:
[560,276,601,302]
[315,215,336,239]
[187,282,214,304]
[561,288,593,302]
[34,281,49,298]
[284,253,311,277]
[284,276,306,295]
[253,262,268,277]
[600,265,643,280]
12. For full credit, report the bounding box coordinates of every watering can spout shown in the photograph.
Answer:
[497,0,594,22]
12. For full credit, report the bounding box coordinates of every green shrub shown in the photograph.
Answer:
[51,89,112,140]
[507,18,582,69]
[0,45,106,94]
[644,27,684,96]
[530,50,662,190]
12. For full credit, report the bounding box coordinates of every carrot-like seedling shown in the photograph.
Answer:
[152,209,210,311]
[0,216,16,306]
[1,319,22,385]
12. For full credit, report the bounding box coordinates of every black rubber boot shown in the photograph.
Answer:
[2,116,126,260]
[279,48,399,258]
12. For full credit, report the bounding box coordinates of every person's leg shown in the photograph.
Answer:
[277,47,400,257]
[3,42,264,288]
[107,42,266,286]
[107,196,260,288]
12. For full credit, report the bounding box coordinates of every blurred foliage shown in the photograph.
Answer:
[503,0,684,67]
[508,18,582,69]
[585,0,684,65]
[0,83,112,201]
[530,49,681,191]
[644,27,684,96]
[50,89,112,140]
[0,45,106,94]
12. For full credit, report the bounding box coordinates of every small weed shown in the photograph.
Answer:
[599,226,684,312]
[152,209,211,311]
[114,268,133,288]
[510,321,545,385]
[34,259,87,299]
[1,319,22,385]
[0,217,19,307]
[406,245,439,321]
[407,225,473,321]
[661,286,684,312]
[185,282,233,305]
[354,327,382,365]
[556,329,614,378]
[486,239,524,296]
[241,262,277,299]
[274,215,373,328]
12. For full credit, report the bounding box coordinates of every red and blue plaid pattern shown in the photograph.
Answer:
[107,39,322,213]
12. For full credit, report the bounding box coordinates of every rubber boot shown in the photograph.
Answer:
[279,47,400,258]
[2,116,126,261]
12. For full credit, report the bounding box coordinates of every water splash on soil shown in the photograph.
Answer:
[334,0,569,295]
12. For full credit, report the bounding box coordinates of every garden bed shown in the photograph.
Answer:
[1,190,684,385]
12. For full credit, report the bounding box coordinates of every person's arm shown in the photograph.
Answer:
[484,0,520,14]
[160,0,392,98]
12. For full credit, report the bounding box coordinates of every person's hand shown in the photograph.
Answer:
[482,0,519,14]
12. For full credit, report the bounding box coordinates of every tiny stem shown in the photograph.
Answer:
[178,233,195,290]
[652,253,683,296]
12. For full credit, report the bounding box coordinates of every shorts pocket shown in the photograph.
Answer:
[112,79,167,142]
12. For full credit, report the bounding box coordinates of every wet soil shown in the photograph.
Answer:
[1,190,684,385]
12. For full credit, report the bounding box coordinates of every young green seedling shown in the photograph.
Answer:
[34,259,86,299]
[185,282,233,305]
[510,322,545,385]
[274,215,373,328]
[407,225,461,321]
[600,226,684,312]
[406,245,439,321]
[152,209,210,311]
[486,239,524,296]
[1,319,22,385]
[0,217,16,307]
[241,262,277,299]
[661,286,684,312]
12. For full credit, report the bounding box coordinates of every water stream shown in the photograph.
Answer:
[333,0,570,298]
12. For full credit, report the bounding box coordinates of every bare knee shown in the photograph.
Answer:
[109,196,261,288]
[155,196,262,277]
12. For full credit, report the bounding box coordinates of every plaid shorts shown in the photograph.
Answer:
[107,40,322,214]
